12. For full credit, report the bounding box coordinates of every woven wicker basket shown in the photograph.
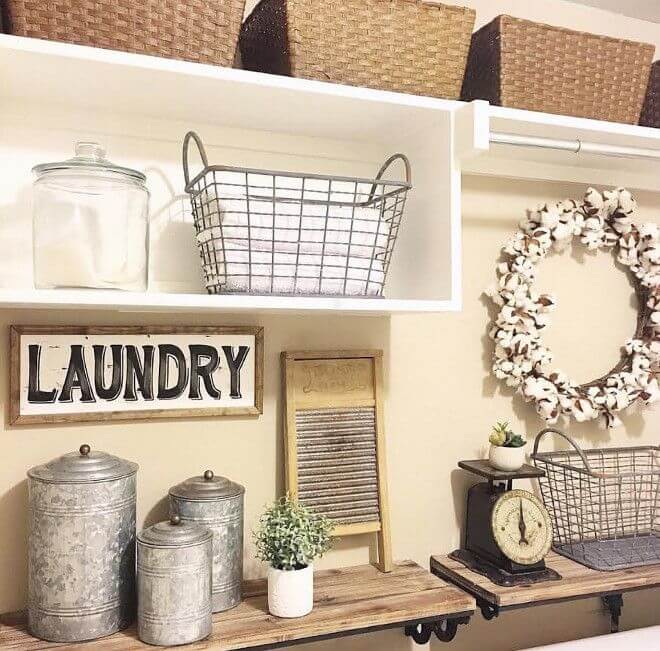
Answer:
[461,15,655,124]
[239,0,475,99]
[2,0,246,67]
[640,61,660,128]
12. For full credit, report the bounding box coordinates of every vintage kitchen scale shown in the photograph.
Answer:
[450,459,561,586]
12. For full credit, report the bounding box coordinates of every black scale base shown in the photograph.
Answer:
[449,549,562,587]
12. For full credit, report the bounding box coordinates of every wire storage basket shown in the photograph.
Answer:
[183,132,412,297]
[532,428,660,571]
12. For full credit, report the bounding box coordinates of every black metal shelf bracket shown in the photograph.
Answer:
[405,616,471,644]
[602,593,623,633]
[477,599,500,620]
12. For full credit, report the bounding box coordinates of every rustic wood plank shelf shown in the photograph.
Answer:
[431,552,660,633]
[0,561,475,650]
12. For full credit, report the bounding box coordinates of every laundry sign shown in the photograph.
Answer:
[10,326,263,425]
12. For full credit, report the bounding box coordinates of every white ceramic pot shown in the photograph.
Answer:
[489,444,526,471]
[267,564,313,618]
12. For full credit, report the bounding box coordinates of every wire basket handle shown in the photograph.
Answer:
[531,427,594,473]
[183,131,209,189]
[366,153,412,204]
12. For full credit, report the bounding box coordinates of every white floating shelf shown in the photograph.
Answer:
[461,102,660,192]
[0,289,458,316]
[0,35,658,317]
[0,34,460,142]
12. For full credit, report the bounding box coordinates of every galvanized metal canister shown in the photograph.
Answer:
[169,470,245,612]
[137,515,213,646]
[27,444,138,642]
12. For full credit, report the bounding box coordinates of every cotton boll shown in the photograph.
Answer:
[559,199,579,217]
[510,256,537,282]
[618,189,636,212]
[640,246,660,266]
[500,360,514,373]
[583,215,604,231]
[602,229,619,248]
[617,244,638,267]
[572,211,585,236]
[583,188,605,217]
[641,269,660,289]
[537,398,559,423]
[581,229,607,250]
[611,213,633,235]
[639,222,658,242]
[641,378,660,404]
[625,339,646,355]
[613,390,631,410]
[552,221,572,242]
[572,398,598,422]
[539,204,561,229]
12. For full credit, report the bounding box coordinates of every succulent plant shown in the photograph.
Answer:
[489,421,526,448]
[253,494,333,571]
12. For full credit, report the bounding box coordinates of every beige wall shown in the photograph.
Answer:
[2,177,657,650]
[1,1,659,650]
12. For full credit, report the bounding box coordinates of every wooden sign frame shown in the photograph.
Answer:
[282,349,392,573]
[10,325,263,425]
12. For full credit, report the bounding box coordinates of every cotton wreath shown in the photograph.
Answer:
[486,188,660,428]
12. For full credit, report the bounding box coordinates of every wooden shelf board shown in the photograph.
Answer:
[431,552,660,610]
[0,561,475,650]
[457,460,545,482]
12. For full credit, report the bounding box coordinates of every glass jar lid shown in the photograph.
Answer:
[138,515,213,547]
[169,469,245,501]
[32,142,146,183]
[27,444,139,484]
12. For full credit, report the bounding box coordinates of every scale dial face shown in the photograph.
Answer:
[491,489,553,565]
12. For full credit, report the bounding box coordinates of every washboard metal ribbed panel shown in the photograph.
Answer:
[282,350,392,572]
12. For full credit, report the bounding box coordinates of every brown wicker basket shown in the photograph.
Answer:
[461,15,655,124]
[239,0,476,99]
[640,61,660,128]
[2,0,246,67]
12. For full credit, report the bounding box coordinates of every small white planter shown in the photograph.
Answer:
[489,444,526,471]
[267,564,313,618]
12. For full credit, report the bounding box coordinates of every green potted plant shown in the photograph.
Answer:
[488,421,527,471]
[254,494,333,618]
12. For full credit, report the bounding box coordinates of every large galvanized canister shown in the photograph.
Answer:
[137,515,213,646]
[169,470,245,612]
[27,444,138,642]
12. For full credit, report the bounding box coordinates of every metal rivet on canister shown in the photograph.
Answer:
[169,470,245,612]
[137,518,213,646]
[27,445,138,642]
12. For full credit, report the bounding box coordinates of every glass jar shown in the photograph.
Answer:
[33,142,149,291]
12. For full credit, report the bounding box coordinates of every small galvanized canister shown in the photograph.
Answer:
[169,470,245,612]
[137,515,213,646]
[27,444,138,642]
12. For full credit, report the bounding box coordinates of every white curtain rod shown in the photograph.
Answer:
[490,132,660,161]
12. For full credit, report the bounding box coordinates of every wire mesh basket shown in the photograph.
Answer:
[532,428,660,571]
[183,132,412,297]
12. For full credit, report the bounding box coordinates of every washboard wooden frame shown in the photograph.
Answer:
[282,349,392,572]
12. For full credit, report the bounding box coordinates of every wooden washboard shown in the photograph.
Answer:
[282,350,392,572]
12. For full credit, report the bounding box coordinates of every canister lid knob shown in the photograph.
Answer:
[203,469,214,481]
[170,514,181,526]
[79,444,91,456]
